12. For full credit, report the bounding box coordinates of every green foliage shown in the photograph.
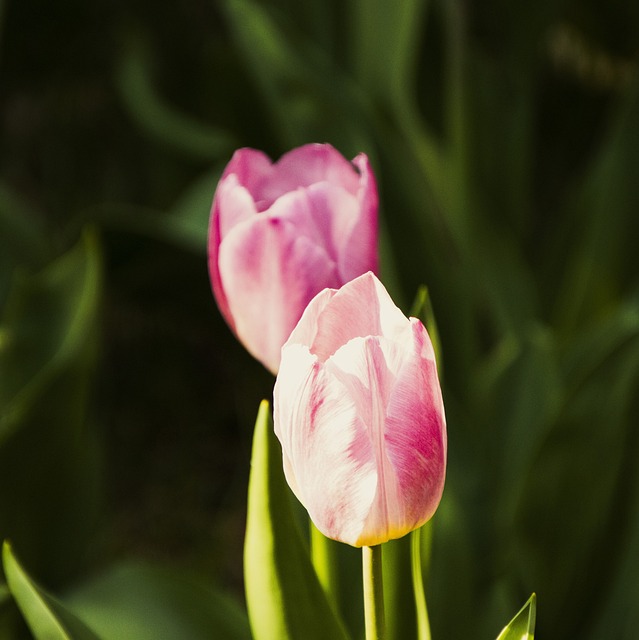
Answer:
[496,594,536,640]
[2,541,100,640]
[244,401,350,640]
[0,231,102,585]
[64,561,251,640]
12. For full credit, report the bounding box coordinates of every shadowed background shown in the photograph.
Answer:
[1,0,639,638]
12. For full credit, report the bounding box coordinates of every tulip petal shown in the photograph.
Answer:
[208,145,379,373]
[266,144,361,200]
[286,271,408,363]
[218,216,340,373]
[274,344,378,546]
[208,175,260,333]
[215,175,259,237]
[275,273,446,547]
[326,335,409,546]
[347,154,379,278]
[266,182,361,272]
[221,148,274,209]
[383,320,446,532]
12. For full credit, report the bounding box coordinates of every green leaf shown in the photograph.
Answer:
[350,0,428,110]
[496,593,536,640]
[86,165,218,254]
[116,38,236,160]
[0,230,103,584]
[64,561,251,640]
[2,541,99,640]
[427,484,476,640]
[473,326,561,524]
[513,336,639,635]
[244,400,350,640]
[0,229,101,444]
[552,77,639,332]
[0,181,47,265]
[410,285,442,370]
[168,169,221,247]
[0,181,48,311]
[222,0,316,148]
[222,0,371,152]
[382,535,415,640]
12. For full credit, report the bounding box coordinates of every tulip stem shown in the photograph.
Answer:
[310,521,340,605]
[411,527,432,640]
[363,545,385,640]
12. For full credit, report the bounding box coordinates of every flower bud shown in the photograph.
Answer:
[208,144,378,373]
[274,272,446,547]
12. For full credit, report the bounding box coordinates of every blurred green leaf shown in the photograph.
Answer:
[474,231,539,336]
[588,433,639,640]
[222,0,309,146]
[64,561,251,640]
[0,229,100,444]
[475,326,562,522]
[0,230,102,585]
[87,164,218,254]
[116,38,237,160]
[2,541,99,640]
[514,334,639,637]
[561,295,639,392]
[350,0,428,109]
[495,593,536,640]
[244,400,350,640]
[222,0,372,152]
[427,484,476,640]
[0,181,47,266]
[222,0,320,147]
[0,182,48,309]
[552,78,639,332]
[168,169,221,244]
[383,535,416,640]
[410,285,442,369]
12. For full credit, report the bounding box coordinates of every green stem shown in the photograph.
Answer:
[363,545,385,640]
[310,521,340,604]
[411,527,432,640]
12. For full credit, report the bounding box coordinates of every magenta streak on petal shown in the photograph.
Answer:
[383,320,446,533]
[208,194,234,333]
[325,335,402,545]
[367,338,392,538]
[274,343,377,545]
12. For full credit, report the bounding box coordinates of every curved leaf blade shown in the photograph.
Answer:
[2,541,99,640]
[496,593,536,640]
[244,400,350,640]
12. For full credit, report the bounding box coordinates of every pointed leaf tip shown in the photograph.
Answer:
[2,540,99,639]
[496,593,536,640]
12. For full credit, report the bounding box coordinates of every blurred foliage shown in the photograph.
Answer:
[1,0,638,638]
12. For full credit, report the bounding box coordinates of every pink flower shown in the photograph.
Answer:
[208,143,378,374]
[273,272,446,547]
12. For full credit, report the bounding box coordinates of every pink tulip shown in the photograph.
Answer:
[208,143,378,374]
[273,272,446,547]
